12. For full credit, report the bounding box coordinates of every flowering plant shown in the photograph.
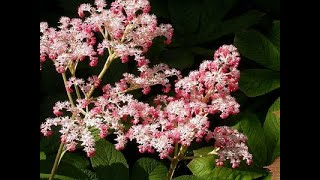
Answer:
[40,0,280,179]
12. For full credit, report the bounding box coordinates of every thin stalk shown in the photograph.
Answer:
[49,73,77,180]
[48,143,64,180]
[62,73,75,108]
[86,53,116,98]
[167,145,188,180]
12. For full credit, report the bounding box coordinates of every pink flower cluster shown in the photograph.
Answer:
[40,43,249,163]
[40,0,252,168]
[213,126,253,168]
[40,0,173,72]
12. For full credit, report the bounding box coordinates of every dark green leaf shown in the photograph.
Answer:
[252,0,280,17]
[263,97,280,164]
[260,174,272,180]
[131,157,168,180]
[199,0,238,25]
[90,139,129,180]
[40,158,90,179]
[40,126,62,154]
[173,175,204,180]
[161,48,194,70]
[233,113,268,166]
[239,69,280,97]
[195,10,265,45]
[168,0,201,34]
[40,173,74,180]
[234,30,280,71]
[267,21,280,51]
[272,139,280,161]
[61,152,90,169]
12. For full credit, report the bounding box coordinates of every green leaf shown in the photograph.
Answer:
[233,113,268,166]
[234,30,280,71]
[40,126,62,154]
[204,167,266,180]
[252,0,280,17]
[188,145,267,179]
[263,97,280,164]
[272,139,280,161]
[40,173,74,180]
[168,0,201,34]
[161,48,194,70]
[239,69,280,97]
[41,152,97,180]
[187,153,215,177]
[173,175,204,180]
[40,152,46,160]
[90,139,129,180]
[260,174,272,180]
[131,157,168,180]
[61,152,90,169]
[199,0,238,25]
[195,10,265,45]
[192,146,215,157]
[267,21,280,51]
[40,159,90,179]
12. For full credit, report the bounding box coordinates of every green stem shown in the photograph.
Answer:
[86,53,116,98]
[74,85,82,99]
[62,73,75,108]
[49,143,64,180]
[48,73,77,180]
[167,145,188,180]
[174,143,179,157]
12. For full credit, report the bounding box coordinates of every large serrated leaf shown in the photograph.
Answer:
[90,139,129,180]
[61,152,90,169]
[195,10,265,45]
[131,157,168,180]
[204,167,266,180]
[40,158,90,180]
[188,146,267,180]
[193,146,214,157]
[173,175,204,180]
[234,30,280,71]
[187,155,215,177]
[233,113,268,166]
[239,69,280,97]
[263,97,280,164]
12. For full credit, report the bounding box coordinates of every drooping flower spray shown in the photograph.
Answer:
[40,1,252,179]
